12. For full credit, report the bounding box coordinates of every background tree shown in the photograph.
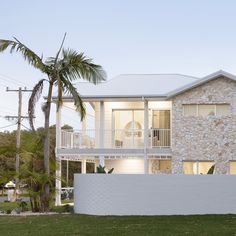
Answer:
[0,35,106,211]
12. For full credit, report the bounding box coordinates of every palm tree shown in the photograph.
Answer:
[0,34,106,211]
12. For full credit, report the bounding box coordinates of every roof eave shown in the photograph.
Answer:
[51,95,168,102]
[166,70,236,99]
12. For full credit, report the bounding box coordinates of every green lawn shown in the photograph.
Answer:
[0,214,236,236]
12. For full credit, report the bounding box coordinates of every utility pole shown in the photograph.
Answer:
[6,87,32,198]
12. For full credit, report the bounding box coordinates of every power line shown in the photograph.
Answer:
[0,123,17,130]
[0,73,32,87]
[21,123,31,131]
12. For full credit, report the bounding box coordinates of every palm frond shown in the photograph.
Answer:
[60,77,86,120]
[28,79,45,131]
[58,49,106,84]
[0,38,47,73]
[54,33,67,65]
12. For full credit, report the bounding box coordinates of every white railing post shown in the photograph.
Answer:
[99,101,105,166]
[81,160,86,174]
[55,105,62,206]
[70,132,74,148]
[144,100,149,174]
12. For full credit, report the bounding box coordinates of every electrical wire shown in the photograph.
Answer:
[0,123,17,130]
[21,123,32,131]
[0,73,31,87]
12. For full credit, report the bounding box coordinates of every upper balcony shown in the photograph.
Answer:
[61,128,171,149]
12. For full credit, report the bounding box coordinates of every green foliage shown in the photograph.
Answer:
[108,168,114,174]
[0,36,106,212]
[96,165,114,174]
[18,201,28,212]
[50,204,74,213]
[6,209,11,214]
[207,165,215,174]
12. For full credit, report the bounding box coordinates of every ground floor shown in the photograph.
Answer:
[59,156,236,180]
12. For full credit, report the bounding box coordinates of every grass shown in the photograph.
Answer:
[0,214,236,235]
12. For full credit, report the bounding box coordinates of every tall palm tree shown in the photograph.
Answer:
[0,34,106,211]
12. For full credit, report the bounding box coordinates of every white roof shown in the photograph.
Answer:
[75,74,198,98]
[59,70,236,101]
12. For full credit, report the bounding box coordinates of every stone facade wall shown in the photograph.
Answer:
[171,77,236,174]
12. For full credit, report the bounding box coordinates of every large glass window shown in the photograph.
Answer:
[198,105,215,117]
[183,105,197,117]
[152,110,170,129]
[230,161,236,175]
[216,104,230,116]
[151,110,170,147]
[183,104,230,117]
[183,161,214,174]
[113,110,144,147]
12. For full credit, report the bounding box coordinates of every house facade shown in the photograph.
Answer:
[55,70,236,205]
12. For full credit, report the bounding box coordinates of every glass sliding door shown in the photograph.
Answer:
[151,110,170,147]
[113,110,144,148]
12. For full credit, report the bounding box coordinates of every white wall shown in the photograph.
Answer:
[105,159,144,174]
[74,174,236,215]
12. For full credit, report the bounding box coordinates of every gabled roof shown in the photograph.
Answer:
[74,74,198,99]
[167,70,236,98]
[59,70,236,102]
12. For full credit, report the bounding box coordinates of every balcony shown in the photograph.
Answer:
[61,129,171,149]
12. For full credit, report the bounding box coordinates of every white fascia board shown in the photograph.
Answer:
[57,95,167,102]
[166,70,236,98]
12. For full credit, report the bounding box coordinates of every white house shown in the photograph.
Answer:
[55,70,236,206]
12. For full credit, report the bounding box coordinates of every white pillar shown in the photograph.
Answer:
[144,99,149,174]
[99,101,105,166]
[81,160,86,174]
[55,105,62,206]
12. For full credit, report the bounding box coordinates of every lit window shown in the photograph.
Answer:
[230,161,236,175]
[183,104,231,117]
[183,105,197,116]
[183,161,214,174]
[216,104,230,116]
[198,105,215,117]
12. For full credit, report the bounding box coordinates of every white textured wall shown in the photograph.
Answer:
[105,159,144,174]
[74,174,236,215]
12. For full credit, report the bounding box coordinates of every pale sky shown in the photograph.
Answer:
[1,0,236,131]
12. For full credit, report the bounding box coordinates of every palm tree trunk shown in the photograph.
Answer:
[42,81,53,212]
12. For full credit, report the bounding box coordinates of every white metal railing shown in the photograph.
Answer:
[61,129,170,149]
[149,129,171,148]
[113,129,144,148]
[61,129,95,149]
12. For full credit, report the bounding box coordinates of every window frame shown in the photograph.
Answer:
[183,104,230,117]
[183,160,215,175]
[229,160,236,175]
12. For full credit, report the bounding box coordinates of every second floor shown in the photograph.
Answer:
[56,70,236,151]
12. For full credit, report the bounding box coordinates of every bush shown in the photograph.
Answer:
[6,209,11,214]
[51,204,74,214]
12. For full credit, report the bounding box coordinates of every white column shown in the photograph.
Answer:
[81,160,86,174]
[144,99,149,174]
[99,101,105,166]
[55,105,62,206]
